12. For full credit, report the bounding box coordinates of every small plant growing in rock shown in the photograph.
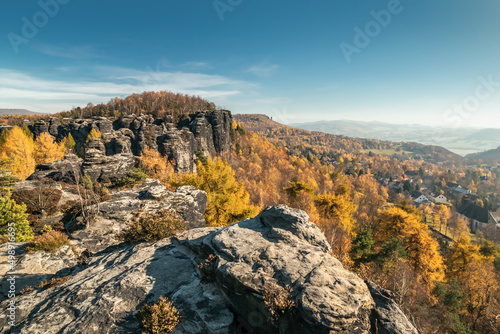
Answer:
[121,209,188,243]
[21,275,72,294]
[263,285,295,324]
[41,224,53,234]
[112,168,148,188]
[137,296,181,334]
[25,230,71,253]
[198,254,218,283]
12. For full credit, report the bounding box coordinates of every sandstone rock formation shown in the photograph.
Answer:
[0,245,77,301]
[0,205,417,334]
[67,179,208,253]
[29,110,233,177]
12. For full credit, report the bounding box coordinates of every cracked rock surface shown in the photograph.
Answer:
[0,205,417,334]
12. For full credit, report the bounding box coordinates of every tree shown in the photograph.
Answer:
[315,184,357,236]
[0,126,36,179]
[457,261,499,331]
[446,235,481,279]
[34,132,66,164]
[0,191,33,242]
[66,133,76,151]
[377,207,445,285]
[436,205,451,234]
[173,158,260,226]
[86,128,102,142]
[140,147,175,183]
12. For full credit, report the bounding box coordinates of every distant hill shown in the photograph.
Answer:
[0,108,41,115]
[235,114,465,165]
[466,147,500,162]
[290,119,500,156]
[463,128,500,142]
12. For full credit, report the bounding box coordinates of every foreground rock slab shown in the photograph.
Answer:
[0,205,417,334]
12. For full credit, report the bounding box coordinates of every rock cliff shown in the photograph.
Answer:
[0,205,417,334]
[29,110,233,179]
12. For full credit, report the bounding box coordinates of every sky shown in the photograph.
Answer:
[1,0,500,128]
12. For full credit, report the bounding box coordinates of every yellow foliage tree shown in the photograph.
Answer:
[173,158,260,227]
[140,147,175,184]
[34,132,66,164]
[86,128,102,142]
[445,235,481,279]
[315,184,357,236]
[377,207,445,285]
[0,126,36,180]
[457,260,499,331]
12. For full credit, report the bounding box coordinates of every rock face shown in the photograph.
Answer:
[29,111,233,177]
[27,154,83,183]
[67,179,208,253]
[0,245,78,301]
[0,205,417,334]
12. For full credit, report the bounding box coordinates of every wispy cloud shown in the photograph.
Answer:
[0,67,255,114]
[180,61,211,69]
[245,63,279,77]
[36,44,104,59]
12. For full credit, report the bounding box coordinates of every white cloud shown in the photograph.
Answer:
[245,64,279,77]
[36,44,104,59]
[0,67,255,114]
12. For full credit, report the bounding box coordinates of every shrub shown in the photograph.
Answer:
[21,275,71,295]
[0,192,33,242]
[25,231,70,253]
[113,168,148,188]
[41,224,53,234]
[137,296,181,334]
[121,209,188,243]
[198,254,218,283]
[263,285,295,324]
[12,187,62,215]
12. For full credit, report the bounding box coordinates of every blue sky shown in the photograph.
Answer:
[1,0,500,128]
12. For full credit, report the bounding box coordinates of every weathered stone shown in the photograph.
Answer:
[366,281,418,334]
[27,154,82,183]
[68,179,207,253]
[0,245,78,300]
[0,205,416,334]
[28,111,233,174]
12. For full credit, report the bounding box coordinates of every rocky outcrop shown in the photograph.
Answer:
[29,110,233,175]
[81,137,137,183]
[0,205,417,334]
[366,281,419,334]
[27,154,82,183]
[0,244,78,301]
[67,179,208,253]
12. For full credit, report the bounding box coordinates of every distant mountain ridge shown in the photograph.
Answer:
[290,119,500,156]
[466,146,500,162]
[235,114,465,165]
[0,108,41,115]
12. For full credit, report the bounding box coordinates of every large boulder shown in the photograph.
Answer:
[0,205,417,334]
